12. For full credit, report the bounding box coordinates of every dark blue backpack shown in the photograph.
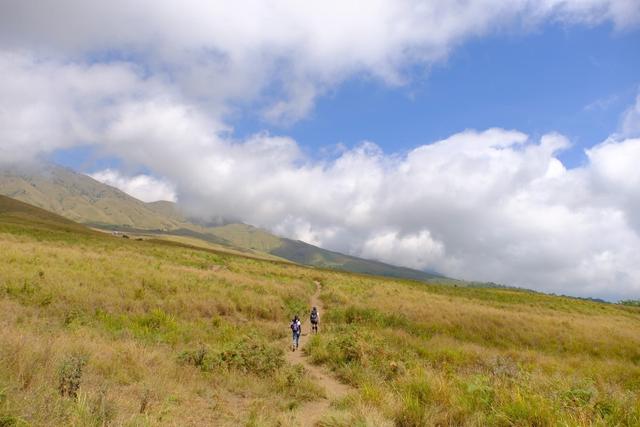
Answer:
[291,321,300,333]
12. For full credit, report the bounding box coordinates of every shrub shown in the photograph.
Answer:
[328,327,368,364]
[180,338,284,376]
[178,346,213,371]
[218,339,284,376]
[58,354,88,399]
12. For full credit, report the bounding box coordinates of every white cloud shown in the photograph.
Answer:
[1,2,640,300]
[0,1,638,123]
[361,230,446,271]
[0,52,161,164]
[86,99,640,300]
[620,92,640,137]
[89,169,177,203]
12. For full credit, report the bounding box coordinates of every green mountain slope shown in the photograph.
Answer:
[0,166,184,230]
[272,238,443,281]
[195,223,443,281]
[207,223,286,252]
[0,164,444,282]
[0,193,96,235]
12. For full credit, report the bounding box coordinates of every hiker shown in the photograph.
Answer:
[290,315,301,351]
[310,306,319,334]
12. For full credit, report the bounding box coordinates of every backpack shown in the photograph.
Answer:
[291,321,300,333]
[310,310,318,322]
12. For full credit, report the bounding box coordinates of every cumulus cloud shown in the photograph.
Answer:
[1,2,640,300]
[89,169,177,203]
[88,99,640,300]
[361,230,446,271]
[1,1,638,123]
[0,52,164,164]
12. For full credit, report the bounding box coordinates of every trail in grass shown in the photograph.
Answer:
[284,281,352,426]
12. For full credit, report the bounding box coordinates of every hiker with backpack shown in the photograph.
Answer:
[310,306,319,334]
[290,315,301,351]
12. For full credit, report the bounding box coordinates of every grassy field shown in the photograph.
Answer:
[0,197,324,426]
[1,195,640,426]
[307,278,640,425]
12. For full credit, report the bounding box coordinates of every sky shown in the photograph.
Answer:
[0,1,639,301]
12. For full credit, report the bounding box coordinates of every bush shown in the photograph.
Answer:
[58,354,88,399]
[218,339,284,376]
[179,346,213,371]
[328,327,368,364]
[179,338,284,376]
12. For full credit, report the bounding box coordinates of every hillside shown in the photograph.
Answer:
[208,223,283,252]
[0,165,444,282]
[1,196,639,426]
[0,165,184,230]
[0,193,94,235]
[207,224,444,282]
[273,238,445,282]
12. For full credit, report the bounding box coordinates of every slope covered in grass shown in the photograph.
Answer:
[1,166,447,283]
[0,194,96,237]
[307,277,640,425]
[0,198,324,426]
[1,196,639,425]
[0,166,184,230]
[272,238,444,282]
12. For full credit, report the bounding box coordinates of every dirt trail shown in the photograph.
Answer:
[284,281,352,426]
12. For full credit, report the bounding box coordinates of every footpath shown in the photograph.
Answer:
[284,281,352,426]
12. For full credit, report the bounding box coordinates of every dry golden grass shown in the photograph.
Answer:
[307,276,640,425]
[1,207,640,426]
[0,216,324,426]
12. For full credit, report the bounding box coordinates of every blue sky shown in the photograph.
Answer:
[231,23,639,168]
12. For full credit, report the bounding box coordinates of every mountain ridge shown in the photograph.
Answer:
[0,164,445,282]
